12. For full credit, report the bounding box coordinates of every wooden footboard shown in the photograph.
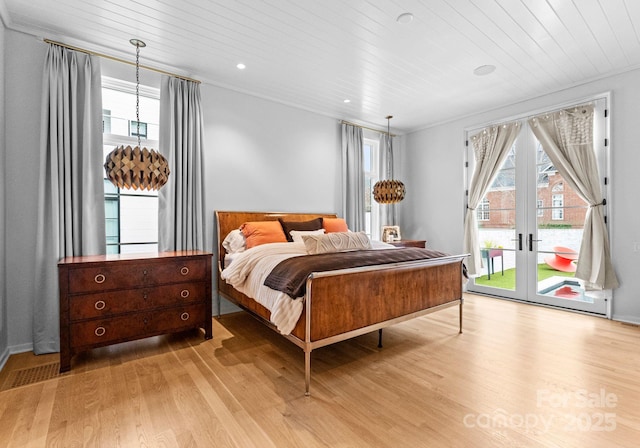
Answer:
[215,211,466,395]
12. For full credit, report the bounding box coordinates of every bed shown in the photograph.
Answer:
[215,211,467,395]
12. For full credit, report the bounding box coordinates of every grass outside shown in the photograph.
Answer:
[474,263,576,289]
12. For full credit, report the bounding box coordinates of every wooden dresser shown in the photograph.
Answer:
[58,250,212,372]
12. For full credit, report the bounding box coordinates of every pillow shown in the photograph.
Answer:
[240,221,288,249]
[278,217,323,242]
[289,229,325,243]
[302,231,371,255]
[222,228,246,254]
[322,217,348,233]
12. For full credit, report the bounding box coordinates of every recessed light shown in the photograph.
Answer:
[343,99,351,103]
[397,12,414,24]
[236,63,246,70]
[473,64,496,76]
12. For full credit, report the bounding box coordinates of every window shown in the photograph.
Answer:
[537,199,544,217]
[552,194,564,220]
[102,77,160,254]
[102,109,111,133]
[477,199,490,221]
[130,120,148,139]
[363,138,380,238]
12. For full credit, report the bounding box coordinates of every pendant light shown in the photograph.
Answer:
[373,116,405,204]
[104,39,170,190]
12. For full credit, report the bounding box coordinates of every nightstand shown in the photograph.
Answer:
[387,240,427,248]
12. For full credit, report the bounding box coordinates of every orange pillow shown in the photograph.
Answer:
[322,217,348,233]
[241,221,287,249]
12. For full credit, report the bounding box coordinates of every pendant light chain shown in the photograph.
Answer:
[103,39,170,191]
[372,115,405,204]
[135,42,141,149]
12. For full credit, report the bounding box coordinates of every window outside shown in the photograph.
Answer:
[102,78,160,254]
[363,139,380,238]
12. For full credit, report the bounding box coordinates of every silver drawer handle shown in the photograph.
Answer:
[94,300,106,310]
[94,274,106,284]
[95,326,106,337]
[180,266,190,276]
[180,289,190,298]
[180,312,190,321]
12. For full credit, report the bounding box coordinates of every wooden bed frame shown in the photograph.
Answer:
[215,211,467,395]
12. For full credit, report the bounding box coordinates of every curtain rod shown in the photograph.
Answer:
[340,120,397,137]
[43,39,201,84]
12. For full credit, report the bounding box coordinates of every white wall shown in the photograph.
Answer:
[401,68,640,324]
[0,18,8,368]
[1,29,342,350]
[201,83,341,314]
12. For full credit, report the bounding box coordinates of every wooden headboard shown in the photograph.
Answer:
[215,211,338,269]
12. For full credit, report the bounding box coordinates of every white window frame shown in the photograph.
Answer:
[102,77,160,254]
[363,138,380,238]
[477,198,490,221]
[552,194,564,220]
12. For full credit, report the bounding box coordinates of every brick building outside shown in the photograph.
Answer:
[478,171,586,229]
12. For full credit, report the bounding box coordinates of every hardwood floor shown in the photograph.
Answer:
[1,293,639,447]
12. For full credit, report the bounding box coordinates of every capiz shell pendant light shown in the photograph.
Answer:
[373,116,405,204]
[104,39,170,190]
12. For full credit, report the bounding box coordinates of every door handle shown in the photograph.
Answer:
[510,233,523,251]
[528,233,541,251]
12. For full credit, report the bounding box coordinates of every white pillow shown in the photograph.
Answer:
[289,229,325,243]
[302,231,371,255]
[222,229,246,254]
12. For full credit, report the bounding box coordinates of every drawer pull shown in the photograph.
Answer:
[94,274,106,284]
[180,266,190,276]
[94,326,106,337]
[180,312,190,321]
[94,300,106,310]
[143,293,148,300]
[180,289,190,298]
[143,317,149,325]
[143,269,148,276]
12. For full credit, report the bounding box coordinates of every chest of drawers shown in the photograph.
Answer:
[58,250,212,372]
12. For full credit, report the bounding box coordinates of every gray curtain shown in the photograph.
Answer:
[463,123,521,276]
[341,123,365,231]
[529,105,618,290]
[34,44,105,354]
[158,76,206,251]
[378,132,397,228]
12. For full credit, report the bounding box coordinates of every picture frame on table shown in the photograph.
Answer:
[381,225,401,243]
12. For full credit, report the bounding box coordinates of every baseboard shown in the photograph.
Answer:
[611,315,640,326]
[9,343,33,356]
[0,346,9,372]
[0,342,34,372]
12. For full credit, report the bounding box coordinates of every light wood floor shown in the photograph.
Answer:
[1,293,639,447]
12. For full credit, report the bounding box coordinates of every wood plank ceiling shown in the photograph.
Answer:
[1,0,639,132]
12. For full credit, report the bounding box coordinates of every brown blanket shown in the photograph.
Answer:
[264,248,454,298]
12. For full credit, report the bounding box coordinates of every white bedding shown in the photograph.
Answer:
[221,240,394,335]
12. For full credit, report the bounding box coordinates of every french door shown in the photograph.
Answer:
[466,98,611,315]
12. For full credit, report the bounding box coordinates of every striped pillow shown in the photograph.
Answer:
[302,231,371,255]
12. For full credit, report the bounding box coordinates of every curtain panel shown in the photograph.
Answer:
[158,76,206,251]
[529,105,618,290]
[341,124,365,232]
[34,44,105,353]
[463,122,521,276]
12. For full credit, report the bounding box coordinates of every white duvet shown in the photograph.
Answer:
[221,240,394,335]
[221,242,308,334]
